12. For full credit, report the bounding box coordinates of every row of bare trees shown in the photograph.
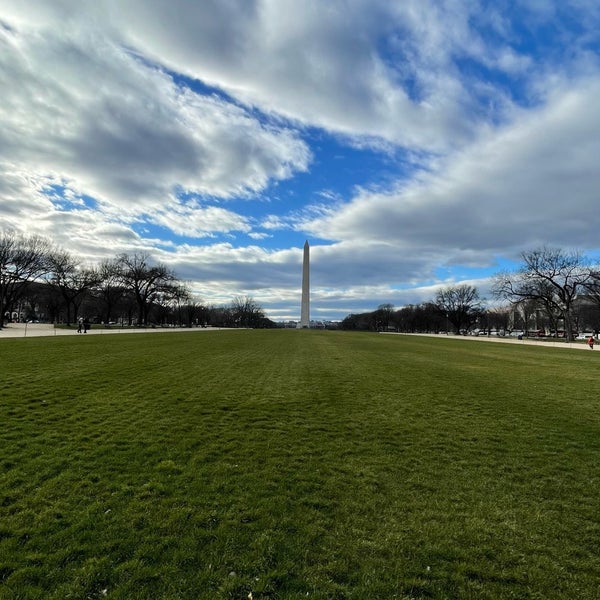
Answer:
[342,247,600,339]
[0,231,271,328]
[491,247,600,341]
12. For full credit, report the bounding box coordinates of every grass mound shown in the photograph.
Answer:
[1,330,599,599]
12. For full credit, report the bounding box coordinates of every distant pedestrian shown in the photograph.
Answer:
[588,335,595,350]
[77,317,83,334]
[83,317,90,333]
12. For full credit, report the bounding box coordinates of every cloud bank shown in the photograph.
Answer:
[1,1,600,319]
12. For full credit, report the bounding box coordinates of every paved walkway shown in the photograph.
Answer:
[0,323,221,339]
[382,331,596,352]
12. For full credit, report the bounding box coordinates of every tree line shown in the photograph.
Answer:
[342,247,600,342]
[0,231,274,329]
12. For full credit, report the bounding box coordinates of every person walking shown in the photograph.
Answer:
[588,335,595,350]
[77,317,83,334]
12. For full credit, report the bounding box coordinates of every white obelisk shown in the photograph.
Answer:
[300,240,310,328]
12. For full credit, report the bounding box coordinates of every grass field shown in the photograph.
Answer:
[1,330,599,599]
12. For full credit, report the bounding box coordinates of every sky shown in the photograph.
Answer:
[2,1,600,322]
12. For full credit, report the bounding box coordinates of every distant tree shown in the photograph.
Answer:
[492,247,590,341]
[93,259,127,324]
[0,231,52,326]
[483,306,511,333]
[33,280,63,323]
[509,298,540,333]
[116,253,178,326]
[399,302,445,333]
[45,251,100,325]
[152,284,190,325]
[208,305,235,328]
[18,281,51,322]
[580,267,600,331]
[374,303,395,331]
[230,295,265,328]
[342,309,381,331]
[395,304,420,332]
[434,284,483,334]
[342,303,443,333]
[168,285,192,326]
[180,296,208,327]
[341,313,363,330]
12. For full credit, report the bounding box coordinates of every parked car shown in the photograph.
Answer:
[576,332,595,340]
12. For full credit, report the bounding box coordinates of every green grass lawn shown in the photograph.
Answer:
[1,330,599,599]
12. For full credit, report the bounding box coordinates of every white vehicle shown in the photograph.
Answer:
[577,332,595,340]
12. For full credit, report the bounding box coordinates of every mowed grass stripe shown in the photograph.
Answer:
[1,331,599,599]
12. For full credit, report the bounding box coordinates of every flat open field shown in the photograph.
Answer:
[1,330,599,599]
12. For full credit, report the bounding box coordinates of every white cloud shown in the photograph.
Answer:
[304,76,600,262]
[1,1,600,321]
[248,232,272,240]
[0,12,310,221]
[152,203,251,238]
[2,0,529,153]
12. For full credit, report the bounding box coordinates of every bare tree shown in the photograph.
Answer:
[0,231,52,327]
[512,299,541,333]
[208,305,235,328]
[180,296,207,327]
[434,284,482,334]
[492,247,591,341]
[116,253,177,326]
[170,285,192,326]
[391,303,444,333]
[580,268,600,329]
[230,295,265,328]
[374,303,395,331]
[45,251,100,325]
[93,259,127,324]
[152,284,189,325]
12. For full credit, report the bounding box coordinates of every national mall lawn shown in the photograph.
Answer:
[1,330,599,599]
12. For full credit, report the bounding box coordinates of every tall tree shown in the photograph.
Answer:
[94,259,126,324]
[169,285,192,326]
[0,231,51,327]
[117,253,177,325]
[45,251,100,325]
[434,284,482,334]
[152,285,189,325]
[492,247,590,341]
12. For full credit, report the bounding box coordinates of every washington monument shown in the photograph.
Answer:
[300,240,310,328]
